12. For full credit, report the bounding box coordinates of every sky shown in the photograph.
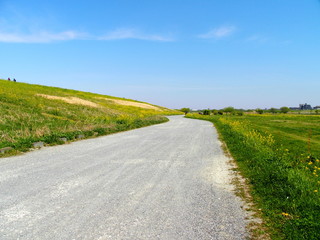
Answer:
[1,0,320,110]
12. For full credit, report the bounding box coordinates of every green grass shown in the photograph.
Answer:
[0,79,181,156]
[187,113,320,239]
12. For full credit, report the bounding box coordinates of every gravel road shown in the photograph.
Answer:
[0,116,248,240]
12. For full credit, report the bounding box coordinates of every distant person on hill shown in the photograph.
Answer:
[13,78,16,82]
[8,78,11,81]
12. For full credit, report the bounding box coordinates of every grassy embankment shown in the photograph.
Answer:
[0,79,180,156]
[187,113,320,239]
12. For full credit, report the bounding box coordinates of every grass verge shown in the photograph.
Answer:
[186,114,320,239]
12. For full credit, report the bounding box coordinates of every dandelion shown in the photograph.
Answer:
[308,162,313,165]
[314,190,318,193]
[282,212,290,217]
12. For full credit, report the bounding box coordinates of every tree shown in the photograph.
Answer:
[211,109,218,115]
[180,108,191,115]
[203,109,210,115]
[256,108,264,114]
[280,106,290,114]
[223,106,235,115]
[269,108,278,114]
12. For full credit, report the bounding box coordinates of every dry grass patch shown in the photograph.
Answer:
[36,94,100,108]
[97,97,161,110]
[34,126,51,137]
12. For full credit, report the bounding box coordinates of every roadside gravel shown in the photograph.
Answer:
[0,116,248,239]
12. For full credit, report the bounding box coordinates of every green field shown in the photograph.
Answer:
[0,79,180,156]
[187,113,320,239]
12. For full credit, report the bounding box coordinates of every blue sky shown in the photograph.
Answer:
[1,0,320,109]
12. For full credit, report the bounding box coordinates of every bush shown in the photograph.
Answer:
[256,108,264,114]
[236,111,244,116]
[280,107,290,114]
[203,109,210,115]
[270,108,278,114]
[180,108,191,115]
[223,106,235,115]
[212,109,218,115]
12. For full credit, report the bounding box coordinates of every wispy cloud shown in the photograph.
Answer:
[0,28,174,43]
[246,34,269,43]
[0,30,85,43]
[99,28,174,42]
[198,25,236,39]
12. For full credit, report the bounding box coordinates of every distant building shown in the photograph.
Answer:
[314,106,320,110]
[299,103,312,110]
[290,103,313,110]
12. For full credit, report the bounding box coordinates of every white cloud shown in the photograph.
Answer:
[0,30,85,43]
[0,28,174,43]
[246,34,268,43]
[199,25,236,39]
[99,28,174,42]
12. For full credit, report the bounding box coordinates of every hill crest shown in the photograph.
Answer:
[0,79,180,156]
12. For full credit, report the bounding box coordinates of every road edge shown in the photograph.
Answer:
[214,124,271,240]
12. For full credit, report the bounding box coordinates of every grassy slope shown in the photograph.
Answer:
[0,79,180,155]
[187,114,320,239]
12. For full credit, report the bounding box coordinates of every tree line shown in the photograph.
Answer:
[178,106,314,115]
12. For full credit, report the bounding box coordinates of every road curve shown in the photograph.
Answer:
[0,116,248,240]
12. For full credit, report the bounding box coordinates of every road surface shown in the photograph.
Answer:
[0,116,248,239]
